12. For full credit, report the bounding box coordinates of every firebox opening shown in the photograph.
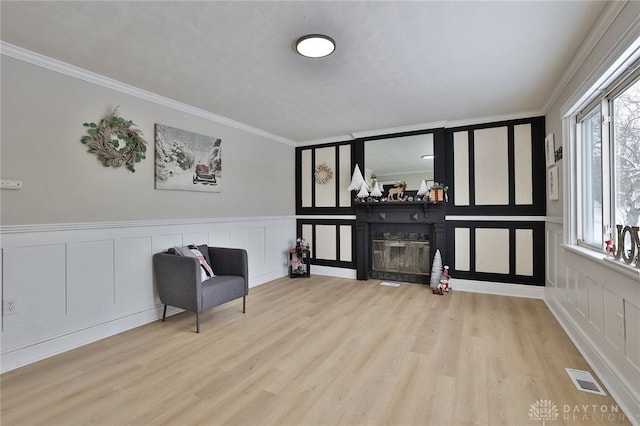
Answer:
[370,232,431,284]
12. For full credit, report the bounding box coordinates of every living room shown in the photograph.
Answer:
[1,1,639,425]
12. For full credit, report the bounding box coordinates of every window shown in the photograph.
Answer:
[578,107,603,247]
[612,78,640,230]
[576,66,640,251]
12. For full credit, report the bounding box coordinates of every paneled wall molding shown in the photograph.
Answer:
[0,215,295,372]
[563,243,640,281]
[295,215,356,220]
[446,215,546,222]
[446,221,545,286]
[445,116,546,216]
[545,216,564,224]
[0,215,298,235]
[545,295,640,424]
[546,221,640,424]
[0,41,295,147]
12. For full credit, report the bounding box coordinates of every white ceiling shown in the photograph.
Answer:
[1,1,608,144]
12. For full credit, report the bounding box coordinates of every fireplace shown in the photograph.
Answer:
[354,202,446,283]
[371,231,431,283]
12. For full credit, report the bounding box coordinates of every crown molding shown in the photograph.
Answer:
[0,41,296,147]
[443,110,544,129]
[350,120,448,139]
[296,135,355,147]
[543,0,629,115]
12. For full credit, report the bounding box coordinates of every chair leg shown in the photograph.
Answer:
[196,311,200,333]
[162,305,167,322]
[243,296,246,313]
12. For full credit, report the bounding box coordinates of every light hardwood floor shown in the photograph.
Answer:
[1,276,631,426]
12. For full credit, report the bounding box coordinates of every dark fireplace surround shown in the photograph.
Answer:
[355,202,446,283]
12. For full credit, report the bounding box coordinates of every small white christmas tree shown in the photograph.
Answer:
[348,164,368,191]
[417,179,429,196]
[430,249,443,289]
[370,181,383,197]
[356,181,370,198]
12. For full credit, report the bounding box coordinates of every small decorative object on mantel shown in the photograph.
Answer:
[81,106,147,172]
[369,174,383,198]
[416,180,429,198]
[348,164,368,192]
[370,181,383,198]
[428,182,448,203]
[387,181,407,201]
[356,181,370,199]
[314,162,333,184]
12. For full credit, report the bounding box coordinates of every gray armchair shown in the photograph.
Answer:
[153,246,248,333]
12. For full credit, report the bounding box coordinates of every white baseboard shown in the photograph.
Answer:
[249,268,289,288]
[545,294,640,426]
[312,265,357,279]
[450,278,545,299]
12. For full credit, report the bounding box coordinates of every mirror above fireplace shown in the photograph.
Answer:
[364,132,435,191]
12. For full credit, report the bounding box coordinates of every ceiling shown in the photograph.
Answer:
[1,1,608,144]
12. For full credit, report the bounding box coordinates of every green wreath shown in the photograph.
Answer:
[81,106,147,172]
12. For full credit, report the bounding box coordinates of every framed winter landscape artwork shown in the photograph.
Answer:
[155,124,222,192]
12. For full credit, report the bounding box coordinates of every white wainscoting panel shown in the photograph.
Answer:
[625,300,640,370]
[339,145,352,207]
[603,287,624,352]
[545,223,640,422]
[314,147,336,208]
[513,123,533,205]
[587,278,604,333]
[339,225,352,262]
[302,149,312,207]
[474,127,509,205]
[116,237,155,312]
[67,240,115,314]
[210,230,231,247]
[0,216,295,372]
[454,227,470,271]
[453,131,470,206]
[315,224,337,261]
[515,229,533,276]
[475,228,510,274]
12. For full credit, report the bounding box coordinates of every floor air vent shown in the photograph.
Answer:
[565,368,606,395]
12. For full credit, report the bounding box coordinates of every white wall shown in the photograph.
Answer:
[0,49,297,372]
[545,2,640,422]
[1,53,295,225]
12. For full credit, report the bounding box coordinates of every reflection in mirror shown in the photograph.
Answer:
[365,133,434,191]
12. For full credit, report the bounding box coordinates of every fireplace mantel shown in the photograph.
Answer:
[354,201,446,281]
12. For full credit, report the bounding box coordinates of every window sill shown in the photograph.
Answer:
[562,244,640,281]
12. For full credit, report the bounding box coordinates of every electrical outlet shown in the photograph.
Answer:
[3,299,18,316]
[616,314,625,338]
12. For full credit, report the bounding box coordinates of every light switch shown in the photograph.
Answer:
[1,179,23,190]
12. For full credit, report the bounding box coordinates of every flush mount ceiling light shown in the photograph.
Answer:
[421,154,434,160]
[296,34,335,58]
